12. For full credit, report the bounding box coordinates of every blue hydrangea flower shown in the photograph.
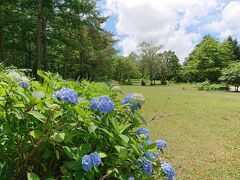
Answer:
[138,158,153,175]
[82,152,101,171]
[122,93,133,105]
[53,87,78,104]
[90,97,99,110]
[144,152,157,160]
[122,93,145,110]
[128,177,134,180]
[161,162,176,180]
[133,104,139,110]
[18,81,29,89]
[98,95,114,113]
[90,152,101,167]
[8,71,30,89]
[156,140,167,149]
[82,155,93,171]
[136,128,150,140]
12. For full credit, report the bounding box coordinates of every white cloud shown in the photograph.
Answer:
[103,0,238,63]
[202,1,240,39]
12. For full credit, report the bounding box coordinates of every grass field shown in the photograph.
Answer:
[121,84,240,180]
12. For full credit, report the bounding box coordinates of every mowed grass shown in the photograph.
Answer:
[121,84,240,180]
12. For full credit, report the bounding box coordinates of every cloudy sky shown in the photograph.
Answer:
[100,0,240,63]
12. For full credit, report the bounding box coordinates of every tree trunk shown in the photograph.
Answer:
[42,16,48,71]
[27,33,32,71]
[34,0,43,80]
[63,63,67,79]
[21,31,27,68]
[0,3,6,65]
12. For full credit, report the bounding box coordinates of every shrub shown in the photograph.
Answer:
[197,81,228,91]
[0,70,175,179]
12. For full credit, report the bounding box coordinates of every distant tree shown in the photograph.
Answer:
[137,41,163,85]
[157,50,182,84]
[221,36,239,64]
[183,35,226,83]
[219,62,240,91]
[221,36,240,61]
[113,56,139,84]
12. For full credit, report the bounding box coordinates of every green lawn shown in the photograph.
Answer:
[121,84,240,180]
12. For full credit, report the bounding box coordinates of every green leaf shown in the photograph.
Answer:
[2,123,12,135]
[119,134,129,144]
[114,146,128,157]
[99,152,107,158]
[0,88,6,96]
[28,111,46,123]
[50,132,65,142]
[88,122,97,133]
[145,143,156,151]
[56,150,60,160]
[27,173,40,180]
[63,146,73,159]
[77,144,91,160]
[14,90,30,104]
[53,111,63,119]
[29,129,41,139]
[99,128,114,138]
[65,161,81,171]
[119,124,132,134]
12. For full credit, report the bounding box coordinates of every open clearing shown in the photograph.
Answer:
[121,84,240,180]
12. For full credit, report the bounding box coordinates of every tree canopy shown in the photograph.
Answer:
[0,0,116,80]
[183,35,240,83]
[219,62,240,91]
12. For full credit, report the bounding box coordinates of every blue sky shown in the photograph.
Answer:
[100,0,240,63]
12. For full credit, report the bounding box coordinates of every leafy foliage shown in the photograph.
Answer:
[0,69,174,179]
[183,35,240,83]
[0,0,116,80]
[137,41,163,85]
[197,81,228,91]
[157,50,182,84]
[219,62,240,91]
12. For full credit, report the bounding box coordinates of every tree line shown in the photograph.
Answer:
[113,42,182,85]
[1,1,240,85]
[183,35,240,83]
[114,35,240,86]
[0,0,116,80]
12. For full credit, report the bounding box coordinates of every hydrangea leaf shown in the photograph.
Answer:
[29,129,41,139]
[50,132,65,142]
[27,173,40,180]
[28,111,47,123]
[65,161,81,171]
[99,152,107,158]
[115,146,128,157]
[119,134,129,144]
[88,122,97,133]
[77,144,91,160]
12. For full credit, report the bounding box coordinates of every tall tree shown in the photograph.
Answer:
[220,62,240,91]
[137,41,163,85]
[0,0,117,81]
[0,0,5,64]
[157,50,182,84]
[221,36,240,61]
[35,0,43,79]
[183,35,226,82]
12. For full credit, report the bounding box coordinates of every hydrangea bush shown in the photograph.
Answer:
[0,70,175,179]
